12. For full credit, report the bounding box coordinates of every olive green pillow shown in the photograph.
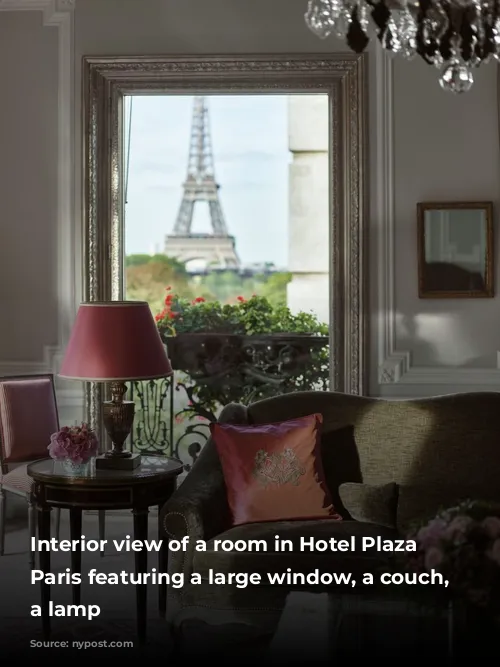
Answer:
[339,482,398,529]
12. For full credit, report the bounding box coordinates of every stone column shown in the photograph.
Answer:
[286,95,329,325]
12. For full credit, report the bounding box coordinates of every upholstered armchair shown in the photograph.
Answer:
[0,374,61,566]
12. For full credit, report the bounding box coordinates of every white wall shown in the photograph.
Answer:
[373,56,500,397]
[0,11,58,363]
[0,0,499,417]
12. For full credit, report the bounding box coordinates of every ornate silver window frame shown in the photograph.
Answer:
[83,54,368,427]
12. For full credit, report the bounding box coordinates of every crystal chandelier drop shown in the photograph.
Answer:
[305,0,500,92]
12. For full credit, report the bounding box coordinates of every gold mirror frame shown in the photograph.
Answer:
[417,201,494,299]
[82,54,368,429]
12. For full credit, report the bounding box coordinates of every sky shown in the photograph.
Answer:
[124,95,292,267]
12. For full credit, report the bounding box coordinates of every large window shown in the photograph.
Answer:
[123,93,330,464]
[83,55,367,463]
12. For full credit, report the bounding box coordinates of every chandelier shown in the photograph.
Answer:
[305,0,500,92]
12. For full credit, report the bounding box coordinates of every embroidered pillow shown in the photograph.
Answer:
[210,414,342,526]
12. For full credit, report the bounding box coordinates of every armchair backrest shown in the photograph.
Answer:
[0,374,59,471]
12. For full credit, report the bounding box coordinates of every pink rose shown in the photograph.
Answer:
[48,423,98,463]
[424,546,444,570]
[442,515,473,543]
[417,518,447,548]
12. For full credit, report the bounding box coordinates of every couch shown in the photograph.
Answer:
[160,390,500,634]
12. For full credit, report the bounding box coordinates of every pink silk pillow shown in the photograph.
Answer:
[211,413,342,526]
[0,378,59,463]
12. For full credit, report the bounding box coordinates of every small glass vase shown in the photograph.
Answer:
[61,459,91,477]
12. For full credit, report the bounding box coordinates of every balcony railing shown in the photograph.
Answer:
[127,332,329,469]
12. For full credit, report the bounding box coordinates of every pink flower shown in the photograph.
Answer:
[481,516,500,539]
[424,546,444,570]
[407,503,500,614]
[416,518,447,548]
[442,515,473,543]
[48,423,98,463]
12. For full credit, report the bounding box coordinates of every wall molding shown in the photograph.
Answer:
[0,0,74,11]
[4,3,497,393]
[0,347,83,406]
[375,49,500,387]
[0,0,78,406]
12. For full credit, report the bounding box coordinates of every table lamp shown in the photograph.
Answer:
[59,301,173,470]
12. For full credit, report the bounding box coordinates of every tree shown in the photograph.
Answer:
[125,254,155,267]
[126,257,192,313]
[126,253,189,277]
[124,254,292,315]
[256,272,292,307]
[202,271,252,303]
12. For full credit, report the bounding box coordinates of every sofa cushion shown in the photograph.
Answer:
[339,482,398,528]
[211,414,340,526]
[247,391,500,527]
[193,520,398,583]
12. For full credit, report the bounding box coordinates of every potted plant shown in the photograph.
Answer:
[48,423,98,476]
[155,288,329,380]
[401,500,500,653]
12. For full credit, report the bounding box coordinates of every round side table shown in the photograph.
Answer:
[28,455,184,644]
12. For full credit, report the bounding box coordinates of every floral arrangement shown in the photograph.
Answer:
[154,287,330,422]
[155,287,328,337]
[405,500,500,614]
[48,423,98,463]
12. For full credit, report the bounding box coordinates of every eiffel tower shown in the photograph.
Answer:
[164,96,240,269]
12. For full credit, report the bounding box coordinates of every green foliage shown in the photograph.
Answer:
[156,294,327,337]
[126,254,154,267]
[199,271,291,308]
[126,256,193,314]
[200,271,250,303]
[256,272,292,307]
[124,255,291,311]
[126,254,188,276]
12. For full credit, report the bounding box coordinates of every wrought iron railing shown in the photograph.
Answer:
[127,374,210,469]
[127,333,329,469]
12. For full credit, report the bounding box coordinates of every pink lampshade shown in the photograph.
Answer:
[59,301,172,381]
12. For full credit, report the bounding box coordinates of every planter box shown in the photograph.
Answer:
[161,332,328,382]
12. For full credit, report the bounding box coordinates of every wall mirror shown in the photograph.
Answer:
[83,54,367,464]
[417,202,494,299]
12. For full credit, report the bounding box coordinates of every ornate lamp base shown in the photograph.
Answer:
[97,381,142,470]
